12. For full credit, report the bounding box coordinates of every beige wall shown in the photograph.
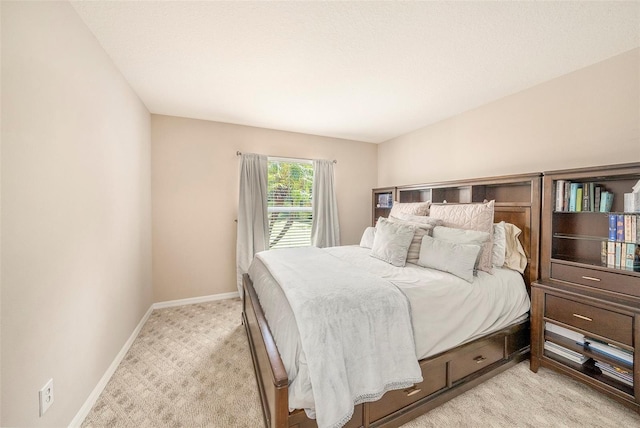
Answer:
[378,48,640,186]
[1,2,152,426]
[152,115,377,302]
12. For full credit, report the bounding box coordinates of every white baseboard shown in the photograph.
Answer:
[69,290,239,427]
[152,291,239,309]
[68,305,153,427]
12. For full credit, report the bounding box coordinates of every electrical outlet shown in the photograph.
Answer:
[39,379,54,416]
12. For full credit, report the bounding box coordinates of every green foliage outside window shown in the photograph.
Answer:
[267,160,314,248]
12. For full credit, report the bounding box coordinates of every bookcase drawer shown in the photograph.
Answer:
[551,263,640,298]
[545,294,633,346]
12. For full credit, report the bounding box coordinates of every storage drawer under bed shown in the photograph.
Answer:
[450,336,505,382]
[369,359,447,421]
[370,335,508,422]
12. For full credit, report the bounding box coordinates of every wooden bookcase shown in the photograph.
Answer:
[530,162,640,414]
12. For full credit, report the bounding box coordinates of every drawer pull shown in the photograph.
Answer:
[474,356,487,364]
[572,313,593,322]
[581,276,601,282]
[404,386,422,397]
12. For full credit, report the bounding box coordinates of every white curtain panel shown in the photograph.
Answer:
[236,153,269,298]
[311,159,341,248]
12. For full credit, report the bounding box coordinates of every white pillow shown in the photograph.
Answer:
[429,201,495,273]
[492,221,507,268]
[360,227,376,249]
[432,226,490,274]
[390,212,442,227]
[370,218,415,267]
[389,201,431,217]
[386,215,443,264]
[432,226,491,246]
[504,223,528,274]
[418,235,481,283]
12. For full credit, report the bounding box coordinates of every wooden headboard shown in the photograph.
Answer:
[393,173,542,287]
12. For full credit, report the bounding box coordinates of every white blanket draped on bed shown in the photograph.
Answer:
[256,247,422,428]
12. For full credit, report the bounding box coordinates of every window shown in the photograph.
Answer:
[267,158,314,248]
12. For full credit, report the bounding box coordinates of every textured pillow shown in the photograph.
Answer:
[390,212,443,227]
[432,226,490,274]
[429,201,495,273]
[492,221,507,268]
[389,201,431,217]
[386,215,443,264]
[360,226,376,249]
[418,236,481,283]
[504,222,528,274]
[371,218,415,267]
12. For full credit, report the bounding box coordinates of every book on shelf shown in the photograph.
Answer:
[582,183,590,212]
[576,187,583,212]
[606,241,616,267]
[616,214,625,241]
[601,241,607,265]
[377,193,392,208]
[595,361,633,387]
[624,215,632,242]
[615,242,622,269]
[608,214,617,241]
[555,180,566,212]
[585,338,633,365]
[594,185,602,213]
[579,182,595,212]
[569,183,580,212]
[545,322,585,344]
[625,243,637,270]
[599,191,614,212]
[544,341,588,364]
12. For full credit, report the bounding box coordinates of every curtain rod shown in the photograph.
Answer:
[236,151,337,164]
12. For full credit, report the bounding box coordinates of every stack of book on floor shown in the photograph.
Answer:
[595,361,633,387]
[544,322,588,364]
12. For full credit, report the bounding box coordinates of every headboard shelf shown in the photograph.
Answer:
[373,172,542,286]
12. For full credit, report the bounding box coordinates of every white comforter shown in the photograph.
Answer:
[255,247,422,428]
[248,245,530,425]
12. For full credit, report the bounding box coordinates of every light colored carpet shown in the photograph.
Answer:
[82,298,640,427]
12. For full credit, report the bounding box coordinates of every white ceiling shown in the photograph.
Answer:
[71,1,640,144]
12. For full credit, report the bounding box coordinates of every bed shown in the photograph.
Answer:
[242,173,542,428]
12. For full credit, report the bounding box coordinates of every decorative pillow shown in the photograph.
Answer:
[389,201,431,218]
[432,226,490,274]
[370,218,415,267]
[390,212,442,227]
[386,215,443,264]
[504,223,528,274]
[429,201,495,273]
[417,235,481,283]
[359,226,376,249]
[492,221,507,268]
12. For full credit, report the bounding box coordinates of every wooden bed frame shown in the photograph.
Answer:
[242,173,541,428]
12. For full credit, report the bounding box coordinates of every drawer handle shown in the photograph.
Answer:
[474,356,487,364]
[572,313,593,322]
[404,386,422,397]
[581,276,601,282]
